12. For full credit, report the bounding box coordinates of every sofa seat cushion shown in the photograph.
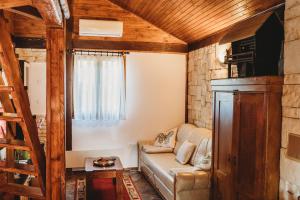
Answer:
[142,153,193,192]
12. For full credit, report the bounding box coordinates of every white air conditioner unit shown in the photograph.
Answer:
[79,19,123,37]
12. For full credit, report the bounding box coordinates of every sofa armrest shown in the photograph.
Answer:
[137,140,154,152]
[175,171,210,192]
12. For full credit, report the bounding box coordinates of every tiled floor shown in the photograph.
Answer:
[66,170,163,200]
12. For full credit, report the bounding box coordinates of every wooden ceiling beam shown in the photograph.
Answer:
[5,6,42,21]
[0,0,32,9]
[107,0,187,44]
[32,0,63,26]
[72,39,188,53]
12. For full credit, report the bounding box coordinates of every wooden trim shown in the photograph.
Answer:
[13,37,46,49]
[46,26,66,200]
[66,17,73,151]
[0,0,32,9]
[72,39,188,53]
[5,6,42,21]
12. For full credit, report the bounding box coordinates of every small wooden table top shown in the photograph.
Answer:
[85,156,124,200]
[85,156,123,172]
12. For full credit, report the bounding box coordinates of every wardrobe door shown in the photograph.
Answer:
[235,92,266,200]
[213,92,235,200]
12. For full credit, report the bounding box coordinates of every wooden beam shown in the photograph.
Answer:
[33,0,62,26]
[66,17,73,151]
[46,26,66,200]
[13,37,46,49]
[0,0,32,9]
[6,6,42,21]
[72,40,188,53]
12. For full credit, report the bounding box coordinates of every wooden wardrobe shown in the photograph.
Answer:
[211,76,282,200]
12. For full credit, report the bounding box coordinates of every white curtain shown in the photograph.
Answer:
[73,54,126,121]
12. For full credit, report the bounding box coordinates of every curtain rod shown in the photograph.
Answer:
[72,50,129,56]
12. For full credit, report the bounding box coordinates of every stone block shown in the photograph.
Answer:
[286,4,300,20]
[286,0,300,10]
[285,16,300,42]
[282,117,300,148]
[284,74,300,84]
[283,106,300,119]
[282,85,300,107]
[284,39,300,74]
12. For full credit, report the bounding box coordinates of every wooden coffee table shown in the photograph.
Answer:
[85,156,124,200]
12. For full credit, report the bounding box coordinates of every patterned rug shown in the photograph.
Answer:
[75,174,141,200]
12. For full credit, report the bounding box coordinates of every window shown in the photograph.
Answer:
[73,54,126,121]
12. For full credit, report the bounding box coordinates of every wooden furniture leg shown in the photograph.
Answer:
[116,170,123,200]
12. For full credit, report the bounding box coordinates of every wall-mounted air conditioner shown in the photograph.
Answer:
[79,19,123,37]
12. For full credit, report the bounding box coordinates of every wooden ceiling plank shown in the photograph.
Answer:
[167,0,245,37]
[148,0,190,24]
[154,0,200,30]
[5,6,43,21]
[183,0,272,41]
[188,2,280,42]
[0,0,32,9]
[160,0,223,33]
[176,0,266,41]
[32,0,63,26]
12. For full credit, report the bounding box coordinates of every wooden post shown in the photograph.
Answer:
[46,26,66,200]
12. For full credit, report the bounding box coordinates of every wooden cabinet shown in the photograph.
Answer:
[211,76,282,200]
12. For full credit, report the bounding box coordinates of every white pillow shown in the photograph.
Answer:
[194,152,212,171]
[176,141,196,164]
[154,127,178,148]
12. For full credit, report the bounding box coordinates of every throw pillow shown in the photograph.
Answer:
[176,140,196,164]
[190,138,211,166]
[154,127,178,148]
[194,152,212,171]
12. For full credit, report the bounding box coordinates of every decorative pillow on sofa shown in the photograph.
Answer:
[142,145,173,154]
[154,127,178,148]
[190,138,212,170]
[176,140,196,164]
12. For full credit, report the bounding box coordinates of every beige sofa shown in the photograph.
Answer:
[138,124,212,200]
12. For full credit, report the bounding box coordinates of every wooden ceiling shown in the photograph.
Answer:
[109,0,284,43]
[72,0,185,44]
[1,0,285,52]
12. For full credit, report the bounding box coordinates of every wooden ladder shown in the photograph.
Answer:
[0,14,46,199]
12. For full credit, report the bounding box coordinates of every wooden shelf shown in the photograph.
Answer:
[0,183,45,199]
[0,161,37,176]
[0,86,13,92]
[0,113,22,122]
[0,138,31,151]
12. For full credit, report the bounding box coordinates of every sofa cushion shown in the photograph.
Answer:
[142,153,193,192]
[190,137,212,166]
[142,145,174,154]
[176,141,196,164]
[174,124,212,159]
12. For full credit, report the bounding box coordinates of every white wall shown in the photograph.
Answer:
[27,62,47,115]
[66,52,186,168]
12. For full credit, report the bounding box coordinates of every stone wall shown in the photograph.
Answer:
[187,44,235,129]
[280,0,300,199]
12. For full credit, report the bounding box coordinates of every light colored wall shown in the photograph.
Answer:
[27,62,46,115]
[67,52,187,168]
[280,1,300,199]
